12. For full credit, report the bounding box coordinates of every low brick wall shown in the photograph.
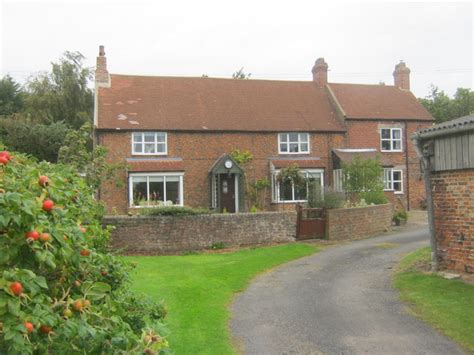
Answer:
[432,169,474,274]
[103,212,296,254]
[326,204,393,240]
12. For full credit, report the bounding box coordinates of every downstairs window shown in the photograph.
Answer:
[129,173,184,207]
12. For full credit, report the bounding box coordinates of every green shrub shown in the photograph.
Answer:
[0,149,168,354]
[307,182,345,209]
[359,190,388,205]
[209,242,226,250]
[393,210,408,223]
[140,206,213,216]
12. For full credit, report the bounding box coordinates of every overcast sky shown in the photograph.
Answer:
[1,0,472,98]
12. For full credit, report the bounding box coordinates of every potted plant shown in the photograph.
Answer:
[393,210,408,226]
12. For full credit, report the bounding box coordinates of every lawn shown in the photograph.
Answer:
[394,247,474,351]
[126,243,319,354]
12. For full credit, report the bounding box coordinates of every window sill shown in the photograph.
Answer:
[394,191,404,195]
[380,150,403,153]
[277,152,310,155]
[129,204,184,209]
[131,153,168,156]
[271,200,307,204]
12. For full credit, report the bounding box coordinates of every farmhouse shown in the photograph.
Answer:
[413,115,474,274]
[94,46,433,214]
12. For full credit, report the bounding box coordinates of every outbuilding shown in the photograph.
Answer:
[413,114,474,274]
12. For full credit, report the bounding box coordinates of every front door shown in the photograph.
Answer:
[220,174,235,213]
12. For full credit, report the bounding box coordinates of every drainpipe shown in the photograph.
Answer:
[412,134,438,271]
[404,123,410,210]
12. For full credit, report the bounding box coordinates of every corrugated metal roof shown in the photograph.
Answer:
[416,114,474,138]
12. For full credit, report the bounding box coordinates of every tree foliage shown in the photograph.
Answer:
[232,67,252,80]
[419,85,474,123]
[58,123,124,190]
[342,157,387,205]
[0,117,70,162]
[25,51,94,129]
[0,149,168,354]
[0,76,24,116]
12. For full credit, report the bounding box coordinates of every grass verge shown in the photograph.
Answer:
[394,247,474,351]
[126,243,319,354]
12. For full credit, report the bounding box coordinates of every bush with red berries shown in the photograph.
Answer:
[0,150,168,354]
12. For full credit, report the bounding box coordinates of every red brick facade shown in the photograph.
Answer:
[431,169,474,274]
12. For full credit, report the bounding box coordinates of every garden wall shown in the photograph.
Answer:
[103,212,296,254]
[325,204,393,240]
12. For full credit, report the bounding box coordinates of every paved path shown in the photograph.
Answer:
[230,229,463,354]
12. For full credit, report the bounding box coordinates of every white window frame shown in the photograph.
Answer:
[271,169,324,203]
[131,132,167,156]
[380,128,402,152]
[129,172,184,207]
[383,168,403,194]
[278,133,310,154]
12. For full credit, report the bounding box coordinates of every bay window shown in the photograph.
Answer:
[272,169,324,203]
[129,173,183,207]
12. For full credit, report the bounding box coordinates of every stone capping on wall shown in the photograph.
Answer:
[325,203,393,240]
[103,211,296,255]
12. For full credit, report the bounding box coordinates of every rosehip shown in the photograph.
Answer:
[0,151,11,160]
[39,325,52,334]
[23,322,34,334]
[72,300,83,312]
[80,249,90,257]
[83,299,91,307]
[0,156,8,165]
[10,282,23,296]
[39,233,51,242]
[63,308,73,318]
[38,175,49,187]
[42,199,54,212]
[74,280,81,288]
[25,231,40,241]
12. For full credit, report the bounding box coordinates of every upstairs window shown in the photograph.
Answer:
[380,128,402,152]
[132,132,167,155]
[278,133,310,154]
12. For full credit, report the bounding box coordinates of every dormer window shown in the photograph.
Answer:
[132,132,167,155]
[278,133,310,154]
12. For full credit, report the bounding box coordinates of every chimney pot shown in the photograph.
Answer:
[312,57,328,86]
[393,60,411,90]
[99,45,105,57]
[95,45,110,86]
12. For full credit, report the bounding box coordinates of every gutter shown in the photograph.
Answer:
[411,132,438,271]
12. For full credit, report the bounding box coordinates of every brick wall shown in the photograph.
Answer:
[431,169,474,274]
[326,204,393,240]
[104,212,296,254]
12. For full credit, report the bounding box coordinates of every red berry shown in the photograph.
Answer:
[9,282,23,296]
[80,249,90,257]
[0,151,11,161]
[42,199,54,212]
[25,231,40,241]
[0,156,8,165]
[39,325,52,334]
[38,175,49,187]
[39,233,51,242]
[23,322,34,333]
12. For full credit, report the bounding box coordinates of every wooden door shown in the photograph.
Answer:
[220,174,235,213]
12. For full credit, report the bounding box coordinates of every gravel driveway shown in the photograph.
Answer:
[230,229,463,354]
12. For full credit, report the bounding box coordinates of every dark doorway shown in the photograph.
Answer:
[220,174,235,213]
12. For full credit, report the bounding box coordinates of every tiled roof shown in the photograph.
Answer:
[97,75,345,132]
[328,83,433,121]
[126,158,184,172]
[270,158,326,169]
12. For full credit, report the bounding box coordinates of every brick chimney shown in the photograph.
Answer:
[95,45,110,86]
[393,60,410,90]
[312,58,328,86]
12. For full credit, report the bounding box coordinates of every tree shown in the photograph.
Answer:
[419,85,474,123]
[58,123,124,190]
[25,51,94,129]
[0,117,70,162]
[0,75,25,116]
[342,157,387,205]
[232,67,252,80]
